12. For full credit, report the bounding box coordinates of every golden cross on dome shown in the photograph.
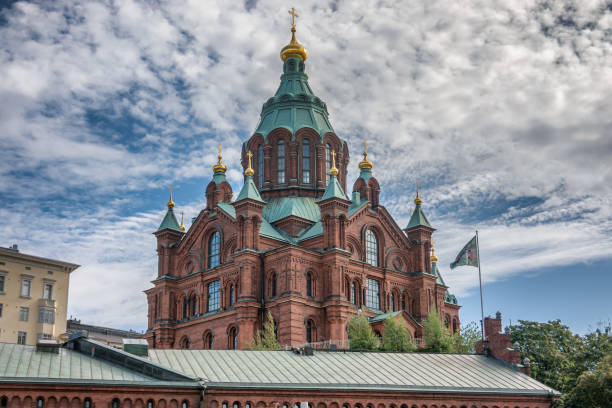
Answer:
[245,150,255,176]
[167,185,175,209]
[330,150,339,175]
[288,7,299,27]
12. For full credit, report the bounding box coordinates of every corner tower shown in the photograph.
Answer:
[243,15,349,200]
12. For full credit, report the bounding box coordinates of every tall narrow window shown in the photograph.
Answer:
[351,283,356,305]
[306,273,312,297]
[181,401,189,408]
[325,143,331,184]
[207,280,220,312]
[257,144,264,188]
[277,140,285,183]
[17,331,26,345]
[0,274,5,293]
[271,272,277,297]
[21,277,31,297]
[302,139,310,183]
[366,278,380,310]
[84,399,92,408]
[112,399,120,408]
[191,295,198,316]
[36,398,43,408]
[229,284,235,307]
[365,229,379,267]
[204,332,213,349]
[306,320,313,343]
[147,400,154,408]
[208,231,220,269]
[183,298,188,318]
[402,295,406,311]
[43,283,53,300]
[19,307,28,321]
[229,327,237,349]
[391,292,396,312]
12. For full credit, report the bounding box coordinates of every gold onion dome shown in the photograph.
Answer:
[430,240,438,262]
[359,141,373,170]
[280,8,308,61]
[179,212,186,232]
[212,145,227,173]
[245,150,255,176]
[329,150,339,176]
[414,182,423,205]
[167,186,175,209]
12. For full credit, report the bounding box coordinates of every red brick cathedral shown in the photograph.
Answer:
[144,21,460,350]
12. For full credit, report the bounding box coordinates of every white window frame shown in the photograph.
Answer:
[20,275,32,298]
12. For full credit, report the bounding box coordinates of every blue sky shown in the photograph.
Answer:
[0,0,610,335]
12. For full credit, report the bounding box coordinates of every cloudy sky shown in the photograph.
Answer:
[1,0,610,334]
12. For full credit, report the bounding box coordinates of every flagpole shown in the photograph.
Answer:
[476,230,485,341]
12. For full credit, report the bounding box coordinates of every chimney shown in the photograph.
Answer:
[36,339,60,353]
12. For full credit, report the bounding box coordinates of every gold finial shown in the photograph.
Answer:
[245,150,255,176]
[329,150,339,176]
[359,140,373,169]
[280,8,308,61]
[414,182,422,205]
[167,185,175,209]
[212,144,227,173]
[430,239,438,263]
[180,212,186,232]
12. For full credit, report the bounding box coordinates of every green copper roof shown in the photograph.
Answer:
[212,171,228,185]
[369,311,402,323]
[320,174,349,201]
[445,291,458,305]
[357,167,373,183]
[255,57,335,141]
[158,207,182,232]
[236,175,265,203]
[263,196,321,224]
[406,204,433,229]
[217,201,236,218]
[432,261,446,286]
[297,220,323,242]
[147,349,558,395]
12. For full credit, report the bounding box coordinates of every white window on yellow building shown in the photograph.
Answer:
[20,276,32,298]
[43,281,54,300]
[19,307,29,321]
[0,272,6,293]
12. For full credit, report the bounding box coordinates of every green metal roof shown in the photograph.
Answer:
[212,171,228,185]
[147,349,558,395]
[262,197,321,224]
[432,261,446,286]
[255,58,336,141]
[260,218,292,243]
[0,342,155,382]
[369,311,402,323]
[320,174,349,202]
[158,207,182,232]
[406,204,433,229]
[297,220,323,242]
[217,201,236,218]
[236,175,265,203]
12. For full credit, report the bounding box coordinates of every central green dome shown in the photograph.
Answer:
[255,57,334,141]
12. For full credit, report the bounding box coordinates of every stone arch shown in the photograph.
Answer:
[9,397,21,408]
[133,401,144,408]
[178,334,191,349]
[22,397,33,408]
[221,236,237,263]
[157,401,166,408]
[360,223,385,266]
[203,328,214,349]
[121,400,131,408]
[255,402,266,408]
[70,399,80,408]
[46,398,56,408]
[346,235,363,260]
[58,398,69,408]
[168,401,178,408]
[227,324,239,349]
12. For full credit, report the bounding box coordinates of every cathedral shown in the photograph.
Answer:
[144,17,460,350]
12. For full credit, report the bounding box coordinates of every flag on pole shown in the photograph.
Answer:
[450,235,479,269]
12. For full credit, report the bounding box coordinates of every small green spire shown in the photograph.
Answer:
[320,150,349,201]
[236,154,265,202]
[406,183,432,229]
[158,187,182,232]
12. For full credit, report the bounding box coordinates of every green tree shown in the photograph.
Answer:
[348,313,378,350]
[450,321,481,354]
[560,353,612,408]
[381,316,415,352]
[423,308,453,353]
[248,311,281,350]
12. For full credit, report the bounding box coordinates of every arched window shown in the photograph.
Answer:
[36,398,44,408]
[208,231,220,269]
[365,229,378,267]
[401,294,406,311]
[147,400,154,408]
[257,144,264,188]
[183,297,188,319]
[391,292,396,312]
[112,399,120,408]
[180,336,190,349]
[229,284,235,307]
[306,272,312,297]
[1,397,8,408]
[351,282,356,305]
[366,278,380,310]
[306,320,313,343]
[191,295,197,316]
[207,280,220,312]
[83,399,91,408]
[277,140,285,183]
[233,402,241,408]
[181,401,189,408]
[325,143,331,184]
[229,327,238,349]
[271,272,277,298]
[302,139,310,183]
[204,331,214,349]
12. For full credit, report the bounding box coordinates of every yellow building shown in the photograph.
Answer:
[0,245,78,345]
